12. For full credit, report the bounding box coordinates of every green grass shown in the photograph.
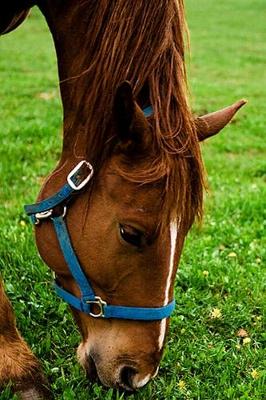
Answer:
[0,1,265,399]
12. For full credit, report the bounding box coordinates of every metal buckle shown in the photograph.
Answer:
[67,160,94,191]
[35,209,53,225]
[86,296,107,318]
[36,206,67,225]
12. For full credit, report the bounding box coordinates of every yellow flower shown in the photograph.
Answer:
[251,369,260,379]
[243,337,251,345]
[228,252,237,258]
[20,220,26,227]
[203,270,209,277]
[178,380,186,390]
[210,307,222,319]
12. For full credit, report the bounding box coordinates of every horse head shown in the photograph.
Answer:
[31,79,245,390]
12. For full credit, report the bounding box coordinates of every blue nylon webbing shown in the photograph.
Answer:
[54,280,175,320]
[52,216,95,300]
[25,183,74,214]
[103,300,175,321]
[143,105,153,118]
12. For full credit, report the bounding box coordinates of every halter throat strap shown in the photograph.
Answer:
[24,160,175,320]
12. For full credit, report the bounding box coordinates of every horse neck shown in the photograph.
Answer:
[38,2,93,163]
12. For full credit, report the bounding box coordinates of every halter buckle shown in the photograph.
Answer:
[35,209,53,224]
[35,206,67,225]
[67,160,94,191]
[86,296,107,318]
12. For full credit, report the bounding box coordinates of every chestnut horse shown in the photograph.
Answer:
[0,0,246,396]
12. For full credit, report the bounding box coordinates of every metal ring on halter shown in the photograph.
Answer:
[60,206,67,219]
[35,209,53,225]
[51,206,67,220]
[35,206,67,225]
[86,296,107,318]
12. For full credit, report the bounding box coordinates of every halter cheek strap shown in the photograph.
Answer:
[24,160,175,321]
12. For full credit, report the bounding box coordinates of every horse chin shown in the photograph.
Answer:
[82,352,119,389]
[77,343,98,381]
[80,353,119,389]
[84,355,99,382]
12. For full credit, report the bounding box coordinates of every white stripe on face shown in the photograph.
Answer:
[158,220,178,350]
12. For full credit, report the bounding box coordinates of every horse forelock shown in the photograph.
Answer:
[61,0,205,228]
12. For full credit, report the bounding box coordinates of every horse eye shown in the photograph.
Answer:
[119,224,144,247]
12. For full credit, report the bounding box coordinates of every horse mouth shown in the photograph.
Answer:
[84,354,98,382]
[84,354,135,391]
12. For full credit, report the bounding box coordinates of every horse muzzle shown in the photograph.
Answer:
[78,342,160,391]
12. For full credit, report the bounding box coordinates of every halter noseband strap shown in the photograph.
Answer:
[24,160,175,321]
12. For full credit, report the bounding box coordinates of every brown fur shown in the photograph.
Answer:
[0,279,50,397]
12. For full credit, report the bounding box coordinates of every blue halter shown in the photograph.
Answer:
[25,158,175,321]
[143,105,153,118]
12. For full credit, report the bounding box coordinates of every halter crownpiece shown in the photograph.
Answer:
[143,105,153,118]
[24,159,175,321]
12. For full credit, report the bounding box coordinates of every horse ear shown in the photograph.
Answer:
[196,99,247,141]
[114,81,150,153]
[114,81,135,139]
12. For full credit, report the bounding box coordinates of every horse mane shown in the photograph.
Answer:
[63,0,205,227]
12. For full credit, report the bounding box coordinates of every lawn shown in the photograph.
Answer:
[0,0,265,399]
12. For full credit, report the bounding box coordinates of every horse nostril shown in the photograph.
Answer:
[119,366,137,390]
